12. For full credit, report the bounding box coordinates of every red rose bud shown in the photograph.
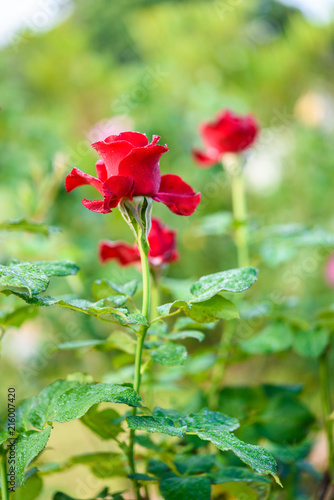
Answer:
[99,218,179,267]
[192,110,259,168]
[65,131,200,215]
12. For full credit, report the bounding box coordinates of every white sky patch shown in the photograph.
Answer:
[0,0,73,47]
[279,0,334,21]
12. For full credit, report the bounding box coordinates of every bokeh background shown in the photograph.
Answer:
[1,0,334,498]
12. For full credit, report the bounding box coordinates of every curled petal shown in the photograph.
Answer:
[91,140,134,176]
[112,131,149,147]
[65,168,103,194]
[95,160,108,182]
[150,135,161,145]
[99,241,140,266]
[82,199,111,214]
[103,175,134,210]
[118,144,168,197]
[192,149,221,168]
[154,174,201,216]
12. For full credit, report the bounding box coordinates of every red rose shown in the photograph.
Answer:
[65,131,200,216]
[99,218,179,267]
[192,110,259,167]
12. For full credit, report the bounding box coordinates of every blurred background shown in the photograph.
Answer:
[1,0,334,498]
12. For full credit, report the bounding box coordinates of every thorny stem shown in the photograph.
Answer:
[0,450,9,500]
[320,348,334,483]
[128,235,151,500]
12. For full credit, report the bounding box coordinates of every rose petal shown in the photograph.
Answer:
[65,168,103,194]
[148,217,176,261]
[118,144,168,197]
[192,149,221,168]
[95,160,108,182]
[154,174,201,216]
[150,135,161,146]
[113,131,149,147]
[99,241,140,266]
[91,140,134,176]
[82,199,111,214]
[102,175,134,210]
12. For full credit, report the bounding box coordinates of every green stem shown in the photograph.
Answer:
[0,451,9,500]
[320,348,334,482]
[129,236,151,500]
[227,158,249,268]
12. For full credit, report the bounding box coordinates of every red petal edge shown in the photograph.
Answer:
[154,174,201,216]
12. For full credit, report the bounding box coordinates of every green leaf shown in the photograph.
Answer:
[240,322,293,354]
[151,342,187,366]
[28,380,80,429]
[209,465,272,485]
[50,383,141,422]
[128,473,157,482]
[55,339,107,351]
[13,471,43,500]
[159,474,211,500]
[0,430,10,445]
[293,328,329,358]
[169,330,205,342]
[29,261,79,278]
[54,298,128,317]
[156,302,177,316]
[190,267,258,302]
[53,488,112,500]
[209,466,271,500]
[0,306,37,328]
[15,426,52,484]
[8,397,37,433]
[81,405,123,440]
[185,296,239,323]
[174,454,216,474]
[173,317,216,331]
[0,218,59,235]
[92,279,138,301]
[117,312,149,326]
[256,393,315,444]
[185,408,240,433]
[0,261,79,297]
[12,293,148,326]
[126,407,277,480]
[135,434,160,451]
[197,429,277,477]
[266,440,311,465]
[148,460,171,477]
[0,262,49,296]
[127,416,187,437]
[157,296,238,323]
